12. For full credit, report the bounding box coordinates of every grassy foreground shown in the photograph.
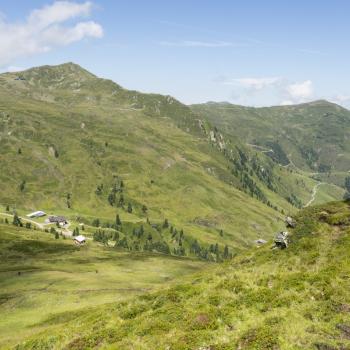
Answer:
[2,201,350,349]
[0,223,207,348]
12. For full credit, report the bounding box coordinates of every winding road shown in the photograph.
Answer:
[0,212,71,235]
[304,182,324,208]
[0,212,45,229]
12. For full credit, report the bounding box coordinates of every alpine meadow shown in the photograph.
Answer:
[0,1,350,349]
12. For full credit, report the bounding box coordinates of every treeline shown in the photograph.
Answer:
[95,177,147,216]
[91,216,231,262]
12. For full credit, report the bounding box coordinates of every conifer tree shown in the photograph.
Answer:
[163,218,169,228]
[127,203,133,213]
[223,245,229,259]
[116,214,122,226]
[19,180,26,192]
[13,213,22,226]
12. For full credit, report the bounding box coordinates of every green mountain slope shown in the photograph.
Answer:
[191,101,350,187]
[5,200,350,349]
[0,63,345,259]
[0,63,284,255]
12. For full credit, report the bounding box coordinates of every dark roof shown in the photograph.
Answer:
[48,216,67,223]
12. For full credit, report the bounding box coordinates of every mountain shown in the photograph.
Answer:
[1,63,350,349]
[0,63,345,259]
[191,100,350,188]
[0,63,279,256]
[4,200,350,349]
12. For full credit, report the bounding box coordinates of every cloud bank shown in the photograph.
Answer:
[222,75,316,105]
[0,1,103,66]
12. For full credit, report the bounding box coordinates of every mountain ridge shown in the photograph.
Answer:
[0,62,345,258]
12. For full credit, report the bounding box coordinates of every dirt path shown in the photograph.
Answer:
[0,212,47,229]
[246,143,274,153]
[304,182,324,208]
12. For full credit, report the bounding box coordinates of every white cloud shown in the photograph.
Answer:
[0,1,103,66]
[285,80,313,101]
[331,95,350,103]
[280,100,294,106]
[160,40,233,48]
[5,66,25,72]
[225,77,282,90]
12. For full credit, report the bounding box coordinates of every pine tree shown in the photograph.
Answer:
[18,148,22,154]
[179,229,184,239]
[118,194,125,207]
[55,231,59,239]
[127,203,133,213]
[19,180,26,192]
[12,213,22,226]
[345,177,350,198]
[116,214,122,226]
[163,218,169,229]
[223,245,229,259]
[108,193,116,206]
[5,205,9,212]
[92,218,100,227]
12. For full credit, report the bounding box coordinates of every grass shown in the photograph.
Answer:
[0,63,293,254]
[3,200,350,349]
[0,223,207,348]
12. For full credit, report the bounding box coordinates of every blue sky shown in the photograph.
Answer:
[1,1,350,107]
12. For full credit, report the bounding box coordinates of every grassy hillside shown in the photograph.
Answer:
[1,62,335,258]
[4,200,350,349]
[0,221,207,348]
[191,101,350,187]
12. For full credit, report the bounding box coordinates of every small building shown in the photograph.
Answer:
[74,235,86,245]
[27,211,46,218]
[47,216,68,225]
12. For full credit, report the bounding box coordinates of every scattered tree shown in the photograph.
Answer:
[19,180,26,192]
[116,214,122,226]
[13,213,22,226]
[163,218,169,229]
[127,203,133,213]
[142,205,148,214]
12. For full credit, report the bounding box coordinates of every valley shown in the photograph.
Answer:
[0,63,349,349]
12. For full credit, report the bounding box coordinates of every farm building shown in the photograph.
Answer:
[27,211,46,218]
[74,235,86,245]
[47,216,68,225]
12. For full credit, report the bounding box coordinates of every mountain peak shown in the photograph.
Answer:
[24,62,96,80]
[0,62,96,88]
